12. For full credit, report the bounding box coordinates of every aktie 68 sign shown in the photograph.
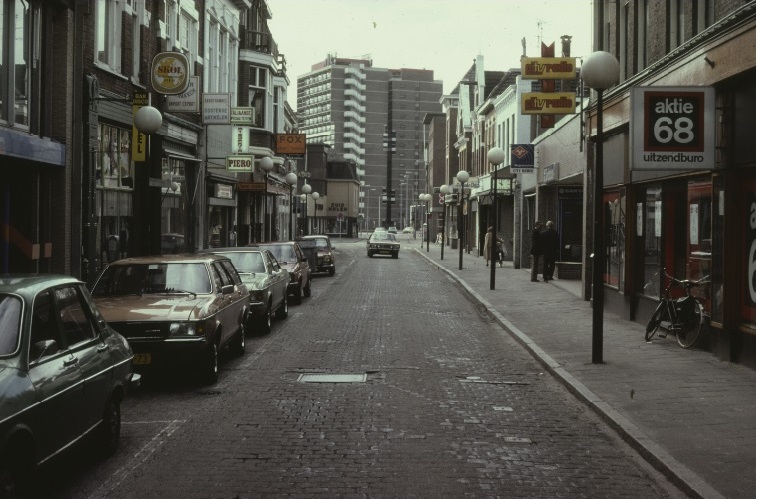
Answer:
[630,86,715,171]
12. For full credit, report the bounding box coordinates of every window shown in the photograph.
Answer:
[0,294,21,355]
[249,65,268,128]
[95,0,123,73]
[640,185,662,297]
[97,124,133,189]
[30,291,60,362]
[604,190,624,289]
[0,0,31,126]
[55,286,97,347]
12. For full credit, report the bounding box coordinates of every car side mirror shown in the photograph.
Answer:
[221,284,234,295]
[31,339,58,364]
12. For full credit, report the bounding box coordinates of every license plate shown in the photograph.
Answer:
[133,353,152,365]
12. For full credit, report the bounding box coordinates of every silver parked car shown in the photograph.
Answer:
[0,275,139,497]
[202,247,289,334]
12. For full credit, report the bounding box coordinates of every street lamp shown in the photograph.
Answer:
[420,193,432,251]
[260,156,274,241]
[581,50,620,365]
[487,147,506,290]
[456,170,469,270]
[310,192,319,235]
[285,172,297,240]
[440,184,450,260]
[301,183,312,237]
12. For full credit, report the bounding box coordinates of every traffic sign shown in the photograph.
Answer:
[297,171,311,178]
[337,212,344,221]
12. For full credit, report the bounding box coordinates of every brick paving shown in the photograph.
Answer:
[410,238,755,499]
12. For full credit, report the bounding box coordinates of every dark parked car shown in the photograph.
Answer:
[0,275,139,497]
[367,231,400,258]
[253,242,312,304]
[202,247,289,334]
[90,254,249,384]
[296,235,336,276]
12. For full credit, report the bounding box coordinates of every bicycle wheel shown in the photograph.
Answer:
[676,300,706,348]
[645,301,666,341]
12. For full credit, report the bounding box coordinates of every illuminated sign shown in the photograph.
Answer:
[630,86,715,170]
[521,57,576,79]
[521,93,576,115]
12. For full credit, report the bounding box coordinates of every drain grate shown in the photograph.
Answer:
[298,373,367,383]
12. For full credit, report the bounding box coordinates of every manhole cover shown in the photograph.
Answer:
[298,373,367,383]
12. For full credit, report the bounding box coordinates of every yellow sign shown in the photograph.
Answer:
[521,92,577,115]
[131,92,149,160]
[521,57,577,79]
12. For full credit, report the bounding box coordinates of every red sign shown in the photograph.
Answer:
[275,134,306,155]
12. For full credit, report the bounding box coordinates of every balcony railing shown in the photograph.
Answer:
[241,29,286,76]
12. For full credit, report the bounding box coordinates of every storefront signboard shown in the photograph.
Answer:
[630,86,715,170]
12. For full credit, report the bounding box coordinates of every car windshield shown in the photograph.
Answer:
[0,294,21,356]
[263,245,296,262]
[298,239,329,250]
[92,263,212,295]
[215,252,265,273]
[370,233,396,242]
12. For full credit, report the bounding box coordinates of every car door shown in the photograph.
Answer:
[220,260,248,319]
[264,251,288,309]
[55,284,114,431]
[26,289,86,462]
[211,262,239,345]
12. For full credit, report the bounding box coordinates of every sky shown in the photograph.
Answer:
[268,0,595,105]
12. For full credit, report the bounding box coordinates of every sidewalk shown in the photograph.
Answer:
[410,241,755,499]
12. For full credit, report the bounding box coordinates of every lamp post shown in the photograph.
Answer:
[439,184,450,260]
[487,147,506,290]
[310,192,319,235]
[260,156,274,241]
[581,50,620,365]
[456,170,469,270]
[422,193,432,251]
[301,183,312,237]
[285,172,297,240]
[419,193,425,248]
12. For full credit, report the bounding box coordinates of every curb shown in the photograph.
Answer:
[414,247,725,499]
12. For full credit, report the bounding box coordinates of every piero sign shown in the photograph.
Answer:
[630,86,715,171]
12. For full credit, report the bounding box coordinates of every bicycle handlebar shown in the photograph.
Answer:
[660,268,711,289]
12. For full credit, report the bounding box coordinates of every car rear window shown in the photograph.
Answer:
[0,294,22,356]
[218,252,265,273]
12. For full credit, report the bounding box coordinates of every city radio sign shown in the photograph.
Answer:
[520,92,576,115]
[630,86,715,170]
[521,57,576,79]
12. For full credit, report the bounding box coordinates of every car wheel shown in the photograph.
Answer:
[98,397,122,457]
[367,251,373,257]
[392,252,399,259]
[292,287,302,305]
[204,342,219,384]
[0,441,34,499]
[303,278,312,298]
[231,324,246,356]
[328,268,335,276]
[275,296,288,319]
[258,302,272,335]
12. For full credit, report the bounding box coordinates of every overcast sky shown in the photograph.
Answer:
[268,0,595,105]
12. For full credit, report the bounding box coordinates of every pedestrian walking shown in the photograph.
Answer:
[484,226,493,266]
[540,221,560,282]
[530,220,543,282]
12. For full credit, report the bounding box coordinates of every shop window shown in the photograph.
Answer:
[687,180,711,281]
[603,190,624,288]
[639,185,662,297]
[0,0,32,126]
[97,124,133,189]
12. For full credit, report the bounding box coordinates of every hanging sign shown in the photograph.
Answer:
[202,94,231,124]
[226,155,254,173]
[166,76,199,112]
[151,52,190,95]
[521,93,576,115]
[521,57,576,79]
[630,86,715,170]
[510,144,535,173]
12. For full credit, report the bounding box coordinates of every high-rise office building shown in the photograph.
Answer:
[297,56,443,228]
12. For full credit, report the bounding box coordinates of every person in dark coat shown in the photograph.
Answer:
[540,220,560,282]
[530,220,543,282]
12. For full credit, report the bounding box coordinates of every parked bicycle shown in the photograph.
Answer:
[645,269,711,348]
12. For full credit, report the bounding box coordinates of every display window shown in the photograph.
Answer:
[603,190,624,288]
[97,123,134,188]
